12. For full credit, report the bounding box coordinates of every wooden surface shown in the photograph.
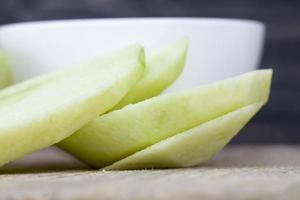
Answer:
[0,145,300,200]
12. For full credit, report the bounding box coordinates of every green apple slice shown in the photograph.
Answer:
[105,103,263,170]
[0,70,56,100]
[59,69,272,168]
[0,51,12,89]
[0,38,188,110]
[112,37,188,110]
[0,45,145,166]
[0,41,152,104]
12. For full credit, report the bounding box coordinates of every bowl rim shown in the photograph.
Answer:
[0,17,265,32]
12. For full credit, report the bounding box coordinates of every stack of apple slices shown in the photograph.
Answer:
[0,38,272,170]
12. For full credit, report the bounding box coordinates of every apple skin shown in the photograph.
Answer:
[0,45,145,166]
[112,37,188,110]
[105,103,263,170]
[0,52,11,89]
[59,69,272,168]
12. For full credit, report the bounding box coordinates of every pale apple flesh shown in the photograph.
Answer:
[0,69,57,100]
[0,43,147,100]
[0,51,11,89]
[112,37,188,110]
[105,103,263,170]
[0,44,148,105]
[59,70,272,168]
[0,45,145,166]
[0,38,188,108]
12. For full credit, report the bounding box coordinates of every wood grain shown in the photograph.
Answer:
[0,145,299,200]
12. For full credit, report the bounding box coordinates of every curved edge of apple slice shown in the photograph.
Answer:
[0,45,145,167]
[112,37,188,110]
[60,69,272,168]
[0,44,146,100]
[104,102,263,170]
[0,51,12,89]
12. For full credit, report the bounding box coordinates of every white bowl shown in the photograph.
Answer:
[0,18,265,92]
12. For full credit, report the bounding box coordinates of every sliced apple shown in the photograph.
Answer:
[0,45,145,166]
[0,51,12,89]
[112,37,188,110]
[0,70,56,100]
[105,103,263,170]
[59,69,272,168]
[0,38,188,110]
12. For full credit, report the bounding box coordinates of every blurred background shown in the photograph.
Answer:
[0,0,299,144]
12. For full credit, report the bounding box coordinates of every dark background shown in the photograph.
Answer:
[0,0,299,143]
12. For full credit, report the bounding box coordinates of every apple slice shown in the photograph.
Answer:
[0,45,145,166]
[105,103,263,170]
[0,51,11,89]
[0,38,188,109]
[112,37,188,110]
[59,69,272,168]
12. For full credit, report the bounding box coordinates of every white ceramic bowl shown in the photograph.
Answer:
[0,18,265,92]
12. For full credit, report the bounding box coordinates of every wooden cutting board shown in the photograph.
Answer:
[0,145,300,200]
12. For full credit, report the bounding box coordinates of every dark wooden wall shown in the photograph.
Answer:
[1,0,299,143]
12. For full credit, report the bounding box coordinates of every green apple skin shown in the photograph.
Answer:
[105,103,263,170]
[0,45,145,166]
[112,37,188,110]
[59,69,272,168]
[0,52,12,89]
